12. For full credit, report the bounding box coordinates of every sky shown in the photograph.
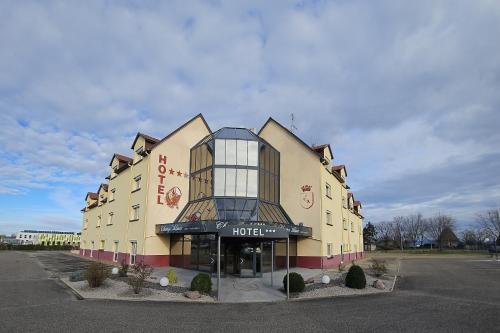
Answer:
[1,0,500,235]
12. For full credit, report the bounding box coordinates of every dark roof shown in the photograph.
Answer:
[311,143,334,160]
[131,132,160,149]
[87,201,98,209]
[85,192,98,200]
[332,164,347,177]
[259,117,329,162]
[354,201,362,208]
[109,153,133,166]
[98,183,108,193]
[21,230,79,235]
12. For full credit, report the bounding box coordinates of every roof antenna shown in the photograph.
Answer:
[290,113,298,133]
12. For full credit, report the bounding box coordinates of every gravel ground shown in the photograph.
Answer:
[63,278,215,302]
[293,270,393,299]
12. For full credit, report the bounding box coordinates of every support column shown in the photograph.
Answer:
[286,236,290,300]
[217,235,221,301]
[271,240,274,287]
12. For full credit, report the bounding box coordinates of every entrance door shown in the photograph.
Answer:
[240,243,254,277]
[222,240,263,277]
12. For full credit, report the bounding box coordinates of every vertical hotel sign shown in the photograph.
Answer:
[156,154,185,209]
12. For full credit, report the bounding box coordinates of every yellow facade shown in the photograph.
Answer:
[81,115,363,268]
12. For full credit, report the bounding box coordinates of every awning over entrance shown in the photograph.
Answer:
[155,220,312,238]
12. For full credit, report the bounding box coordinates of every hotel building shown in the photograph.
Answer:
[80,114,363,276]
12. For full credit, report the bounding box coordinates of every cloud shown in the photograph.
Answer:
[1,0,500,233]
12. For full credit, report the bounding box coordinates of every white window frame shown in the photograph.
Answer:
[130,241,137,265]
[107,212,114,225]
[113,241,119,262]
[109,188,115,202]
[342,196,347,209]
[133,175,141,191]
[97,215,101,227]
[90,241,94,257]
[131,204,140,221]
[327,243,332,258]
[135,146,144,162]
[326,210,333,226]
[343,218,347,230]
[325,183,332,198]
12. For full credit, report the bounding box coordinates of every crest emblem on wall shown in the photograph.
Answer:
[166,186,182,209]
[300,185,314,209]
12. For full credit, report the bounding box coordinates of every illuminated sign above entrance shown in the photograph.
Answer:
[218,225,289,239]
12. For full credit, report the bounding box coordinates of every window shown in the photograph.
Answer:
[107,212,114,225]
[100,240,105,250]
[84,218,88,229]
[97,215,101,227]
[326,210,333,225]
[131,205,140,221]
[327,243,332,257]
[130,241,137,265]
[214,139,258,167]
[351,221,354,232]
[109,189,115,201]
[343,218,347,230]
[214,168,258,198]
[90,241,95,257]
[325,183,332,198]
[113,241,119,262]
[133,175,141,191]
[135,146,144,162]
[342,196,347,208]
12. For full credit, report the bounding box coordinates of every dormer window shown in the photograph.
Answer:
[135,146,144,162]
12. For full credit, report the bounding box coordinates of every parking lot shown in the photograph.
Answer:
[0,251,499,332]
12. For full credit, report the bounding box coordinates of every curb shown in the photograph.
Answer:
[58,278,84,300]
[390,258,401,292]
[58,276,395,305]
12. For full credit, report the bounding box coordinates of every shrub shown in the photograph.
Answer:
[370,259,388,277]
[69,270,86,282]
[85,262,109,288]
[118,260,129,277]
[166,268,177,284]
[283,272,305,293]
[127,262,154,294]
[345,265,366,289]
[190,273,212,294]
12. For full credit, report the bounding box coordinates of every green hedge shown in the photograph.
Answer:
[0,244,76,251]
[345,265,366,289]
[283,272,305,292]
[190,273,212,294]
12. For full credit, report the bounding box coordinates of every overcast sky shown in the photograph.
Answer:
[1,0,499,234]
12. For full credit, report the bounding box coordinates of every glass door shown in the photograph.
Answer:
[240,243,254,277]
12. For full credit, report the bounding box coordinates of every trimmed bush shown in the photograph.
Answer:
[190,273,212,294]
[166,268,177,284]
[283,272,305,293]
[69,270,86,282]
[345,265,366,289]
[85,262,109,288]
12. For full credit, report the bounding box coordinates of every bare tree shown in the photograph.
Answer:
[375,221,398,249]
[477,209,500,259]
[425,214,455,251]
[402,213,426,249]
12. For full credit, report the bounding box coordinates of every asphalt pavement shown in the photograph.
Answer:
[0,251,499,332]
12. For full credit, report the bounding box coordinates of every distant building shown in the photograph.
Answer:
[16,230,81,246]
[0,235,20,245]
